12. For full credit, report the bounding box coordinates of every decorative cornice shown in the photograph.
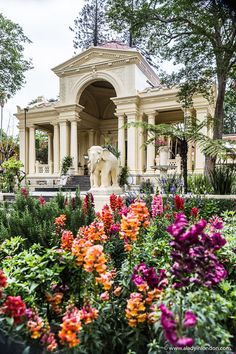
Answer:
[55,103,84,114]
[52,47,160,87]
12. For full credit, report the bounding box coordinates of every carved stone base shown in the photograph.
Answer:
[92,193,125,211]
[89,186,123,195]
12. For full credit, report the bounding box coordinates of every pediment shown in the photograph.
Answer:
[52,47,142,76]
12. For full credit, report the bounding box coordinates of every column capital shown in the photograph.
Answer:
[114,111,125,119]
[50,120,59,126]
[59,119,69,125]
[28,124,36,129]
[145,111,157,119]
[126,111,138,121]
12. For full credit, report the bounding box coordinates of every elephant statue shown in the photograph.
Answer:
[88,146,120,190]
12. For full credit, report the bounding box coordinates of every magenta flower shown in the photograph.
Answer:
[209,215,224,231]
[167,213,227,288]
[184,311,197,328]
[151,194,164,217]
[132,263,167,289]
[176,337,194,347]
[159,304,196,348]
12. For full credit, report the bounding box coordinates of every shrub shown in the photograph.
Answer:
[187,174,213,194]
[209,164,236,194]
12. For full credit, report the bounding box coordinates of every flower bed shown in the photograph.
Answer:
[0,190,235,353]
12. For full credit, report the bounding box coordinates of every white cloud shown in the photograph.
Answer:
[1,0,84,134]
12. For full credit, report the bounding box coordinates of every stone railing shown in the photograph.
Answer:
[35,161,53,174]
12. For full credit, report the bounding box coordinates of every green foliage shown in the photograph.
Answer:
[0,13,32,99]
[0,193,235,352]
[187,174,213,194]
[0,188,93,247]
[70,0,114,49]
[181,195,235,219]
[209,164,236,194]
[119,166,130,188]
[224,69,236,134]
[1,245,64,306]
[0,157,24,192]
[61,156,73,175]
[35,131,48,164]
[102,144,120,159]
[140,180,154,194]
[108,0,236,148]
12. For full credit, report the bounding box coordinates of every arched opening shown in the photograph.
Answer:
[78,80,118,171]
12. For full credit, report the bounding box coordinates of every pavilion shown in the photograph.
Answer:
[15,43,210,189]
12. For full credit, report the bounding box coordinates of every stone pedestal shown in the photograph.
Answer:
[92,192,124,212]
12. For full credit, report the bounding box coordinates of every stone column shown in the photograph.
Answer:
[48,133,53,164]
[195,107,208,173]
[70,120,78,173]
[117,113,126,167]
[137,113,145,173]
[146,112,156,173]
[59,120,69,162]
[126,112,138,174]
[89,130,94,147]
[52,123,60,175]
[187,141,193,172]
[19,127,27,173]
[28,125,36,175]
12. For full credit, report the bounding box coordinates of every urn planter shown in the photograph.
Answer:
[159,146,169,166]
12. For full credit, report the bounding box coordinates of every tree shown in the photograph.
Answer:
[108,0,236,170]
[223,69,236,134]
[70,0,124,50]
[0,130,19,165]
[0,13,32,99]
[35,131,48,165]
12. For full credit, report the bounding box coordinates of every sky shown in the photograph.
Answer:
[1,0,85,135]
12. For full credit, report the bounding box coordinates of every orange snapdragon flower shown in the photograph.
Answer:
[27,311,44,339]
[145,288,162,305]
[58,306,82,348]
[130,200,150,228]
[120,212,140,251]
[80,304,98,324]
[101,205,113,232]
[125,292,147,327]
[54,214,66,230]
[95,271,114,290]
[45,292,63,314]
[87,221,107,243]
[71,238,93,266]
[61,230,74,251]
[83,245,107,274]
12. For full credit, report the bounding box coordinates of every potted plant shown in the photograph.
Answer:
[61,156,73,176]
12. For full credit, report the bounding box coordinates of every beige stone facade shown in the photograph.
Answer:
[15,44,211,188]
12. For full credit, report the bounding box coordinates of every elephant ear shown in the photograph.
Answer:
[102,148,111,160]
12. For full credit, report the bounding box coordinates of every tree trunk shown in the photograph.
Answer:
[180,138,188,194]
[94,0,98,46]
[214,73,226,140]
[205,73,226,175]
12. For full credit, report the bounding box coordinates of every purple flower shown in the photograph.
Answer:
[159,304,196,347]
[176,337,194,347]
[184,311,197,328]
[132,263,167,289]
[167,214,227,288]
[109,223,120,235]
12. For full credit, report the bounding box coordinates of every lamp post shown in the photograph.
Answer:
[24,107,28,185]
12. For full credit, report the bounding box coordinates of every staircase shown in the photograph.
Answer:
[35,175,91,192]
[65,175,91,191]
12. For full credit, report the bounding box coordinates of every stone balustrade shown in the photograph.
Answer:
[35,161,53,175]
